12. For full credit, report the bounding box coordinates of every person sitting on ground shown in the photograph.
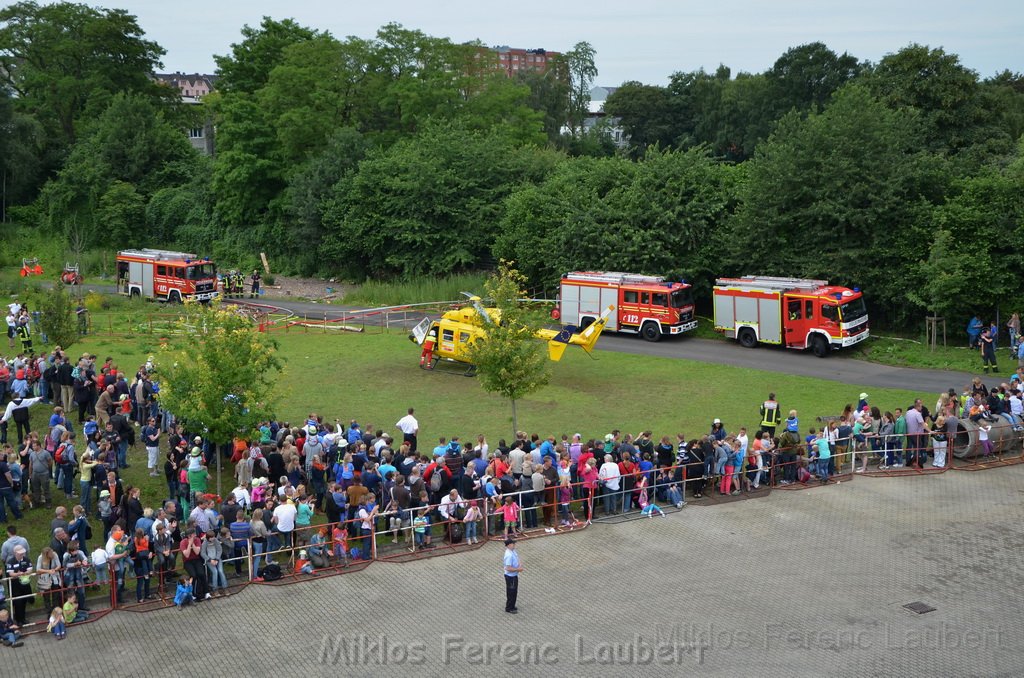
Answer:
[0,608,23,647]
[46,607,66,640]
[174,575,193,609]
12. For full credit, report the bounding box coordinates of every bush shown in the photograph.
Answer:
[84,291,108,313]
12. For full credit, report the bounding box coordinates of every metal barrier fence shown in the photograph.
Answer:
[5,429,1024,628]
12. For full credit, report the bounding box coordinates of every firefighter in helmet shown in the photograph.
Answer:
[250,269,262,298]
[16,320,32,354]
[232,270,242,298]
[760,392,781,437]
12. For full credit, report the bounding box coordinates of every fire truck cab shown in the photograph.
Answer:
[558,271,697,342]
[713,276,869,357]
[116,249,219,303]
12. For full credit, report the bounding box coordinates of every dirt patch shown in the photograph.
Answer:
[262,275,358,303]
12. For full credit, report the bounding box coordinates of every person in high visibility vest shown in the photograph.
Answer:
[15,323,31,354]
[420,329,437,369]
[760,393,781,437]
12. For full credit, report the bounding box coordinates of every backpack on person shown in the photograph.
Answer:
[54,444,66,465]
[429,469,443,493]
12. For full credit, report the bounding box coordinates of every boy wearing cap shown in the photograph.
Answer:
[503,538,523,613]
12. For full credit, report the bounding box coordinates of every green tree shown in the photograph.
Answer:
[325,123,555,279]
[603,81,680,154]
[516,67,570,143]
[0,1,168,149]
[0,88,44,214]
[564,41,597,138]
[39,283,78,349]
[727,84,946,326]
[213,16,320,94]
[464,262,550,436]
[907,228,973,326]
[495,147,738,292]
[39,93,197,244]
[861,44,996,155]
[158,303,282,497]
[282,127,370,274]
[97,181,145,244]
[766,42,863,113]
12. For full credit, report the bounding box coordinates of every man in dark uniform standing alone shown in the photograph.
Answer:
[249,269,262,299]
[503,537,523,614]
[760,392,781,437]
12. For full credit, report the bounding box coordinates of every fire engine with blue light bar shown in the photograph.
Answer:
[115,249,219,303]
[713,276,869,357]
[556,271,697,342]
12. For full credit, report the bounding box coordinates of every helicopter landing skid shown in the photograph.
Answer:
[421,358,475,377]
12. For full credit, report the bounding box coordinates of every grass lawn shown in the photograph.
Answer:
[12,328,932,559]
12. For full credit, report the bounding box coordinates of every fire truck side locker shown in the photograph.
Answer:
[715,287,780,344]
[126,261,155,298]
[561,282,619,331]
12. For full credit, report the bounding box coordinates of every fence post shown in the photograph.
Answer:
[247,537,254,582]
[323,312,327,334]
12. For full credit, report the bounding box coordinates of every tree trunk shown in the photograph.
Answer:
[510,398,518,440]
[216,443,222,500]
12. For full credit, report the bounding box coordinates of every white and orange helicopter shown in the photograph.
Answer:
[410,295,615,374]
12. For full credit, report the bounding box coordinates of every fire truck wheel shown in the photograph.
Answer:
[168,291,182,304]
[641,322,661,342]
[810,335,829,358]
[738,328,757,348]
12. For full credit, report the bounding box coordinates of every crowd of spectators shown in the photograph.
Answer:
[4,334,1024,646]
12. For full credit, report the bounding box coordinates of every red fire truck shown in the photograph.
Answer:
[712,276,869,357]
[115,249,219,303]
[557,271,697,342]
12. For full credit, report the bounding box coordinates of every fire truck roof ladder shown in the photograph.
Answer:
[120,249,199,261]
[716,276,828,292]
[564,272,667,286]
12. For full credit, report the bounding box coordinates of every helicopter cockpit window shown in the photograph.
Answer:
[459,332,471,343]
[442,329,455,342]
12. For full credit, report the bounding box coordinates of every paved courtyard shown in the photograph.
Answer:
[7,465,1024,677]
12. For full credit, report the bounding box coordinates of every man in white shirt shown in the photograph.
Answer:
[598,455,621,516]
[503,538,523,614]
[231,483,252,510]
[395,407,419,453]
[438,489,463,521]
[5,310,16,350]
[1,395,43,446]
[272,498,298,550]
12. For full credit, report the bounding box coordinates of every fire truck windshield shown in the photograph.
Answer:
[670,288,693,308]
[839,297,867,322]
[186,263,215,280]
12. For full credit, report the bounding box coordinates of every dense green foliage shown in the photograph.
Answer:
[2,4,1024,328]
